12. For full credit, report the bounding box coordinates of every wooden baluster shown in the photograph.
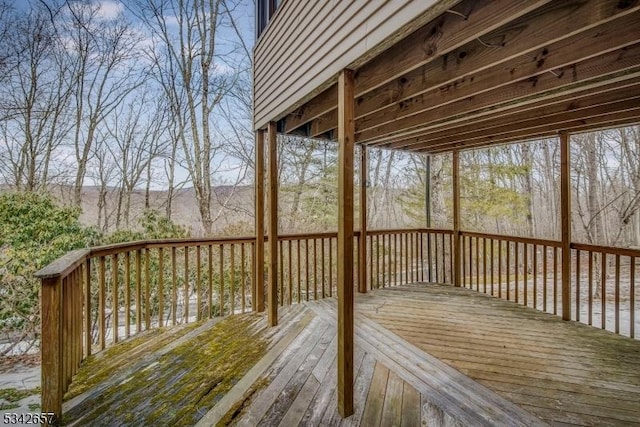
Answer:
[410,233,415,283]
[427,232,433,283]
[279,240,284,306]
[576,249,580,322]
[111,254,119,344]
[171,247,177,325]
[381,234,386,287]
[305,240,310,301]
[490,239,495,296]
[231,244,236,314]
[329,238,333,297]
[441,233,446,284]
[553,246,558,315]
[321,239,326,298]
[369,234,374,289]
[241,243,246,313]
[297,240,301,303]
[515,242,519,304]
[99,256,106,350]
[196,246,202,320]
[288,241,293,304]
[630,256,635,338]
[158,248,164,326]
[394,233,398,286]
[85,258,92,356]
[208,245,213,318]
[378,234,383,287]
[474,237,479,291]
[543,246,548,312]
[145,249,151,330]
[420,233,425,282]
[533,245,538,309]
[506,242,510,301]
[461,236,466,288]
[449,234,454,285]
[498,240,502,298]
[482,238,487,294]
[601,252,607,329]
[184,247,189,322]
[219,244,225,316]
[313,238,318,299]
[434,233,439,284]
[588,251,594,325]
[404,233,409,284]
[615,254,620,334]
[524,244,529,306]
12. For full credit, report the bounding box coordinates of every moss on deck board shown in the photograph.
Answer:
[63,313,269,426]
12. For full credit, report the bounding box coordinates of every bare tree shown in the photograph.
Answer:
[63,0,145,206]
[0,2,73,190]
[132,0,237,235]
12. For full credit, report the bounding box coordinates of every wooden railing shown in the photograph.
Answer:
[34,228,447,421]
[460,231,638,339]
[571,243,637,338]
[36,227,637,421]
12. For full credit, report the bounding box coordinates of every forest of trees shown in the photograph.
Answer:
[1,0,639,249]
[1,0,640,356]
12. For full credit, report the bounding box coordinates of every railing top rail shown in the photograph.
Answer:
[35,248,91,280]
[571,242,640,257]
[460,230,562,247]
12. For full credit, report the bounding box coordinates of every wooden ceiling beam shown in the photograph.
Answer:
[354,0,552,95]
[406,95,640,151]
[283,0,552,135]
[283,85,337,134]
[424,110,640,154]
[379,79,640,149]
[356,43,640,143]
[355,0,640,121]
[357,7,640,134]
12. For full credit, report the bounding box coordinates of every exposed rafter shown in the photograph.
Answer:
[279,0,640,154]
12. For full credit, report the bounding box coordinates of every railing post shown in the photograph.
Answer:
[255,130,266,312]
[268,121,279,326]
[560,131,571,320]
[453,150,461,287]
[359,146,367,293]
[41,276,63,424]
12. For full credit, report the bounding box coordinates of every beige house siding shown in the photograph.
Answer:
[253,0,457,130]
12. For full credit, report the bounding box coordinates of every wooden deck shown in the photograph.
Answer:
[64,284,640,426]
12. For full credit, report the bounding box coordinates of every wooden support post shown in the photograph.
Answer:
[358,146,367,293]
[425,155,431,228]
[453,151,461,287]
[255,130,265,312]
[337,68,355,417]
[268,121,279,326]
[560,131,571,321]
[41,276,63,423]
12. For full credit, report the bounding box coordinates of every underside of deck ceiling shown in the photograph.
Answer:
[279,0,640,153]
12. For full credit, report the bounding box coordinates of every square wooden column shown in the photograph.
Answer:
[268,121,279,326]
[255,130,265,312]
[358,146,367,293]
[453,150,461,287]
[560,131,571,320]
[337,68,355,417]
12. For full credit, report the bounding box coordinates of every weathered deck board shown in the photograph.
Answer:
[356,284,640,427]
[62,283,640,426]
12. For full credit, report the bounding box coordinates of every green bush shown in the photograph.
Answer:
[0,192,100,353]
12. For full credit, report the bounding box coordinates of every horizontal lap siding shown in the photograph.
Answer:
[253,0,456,130]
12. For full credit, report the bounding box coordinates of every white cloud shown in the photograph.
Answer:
[95,0,124,20]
